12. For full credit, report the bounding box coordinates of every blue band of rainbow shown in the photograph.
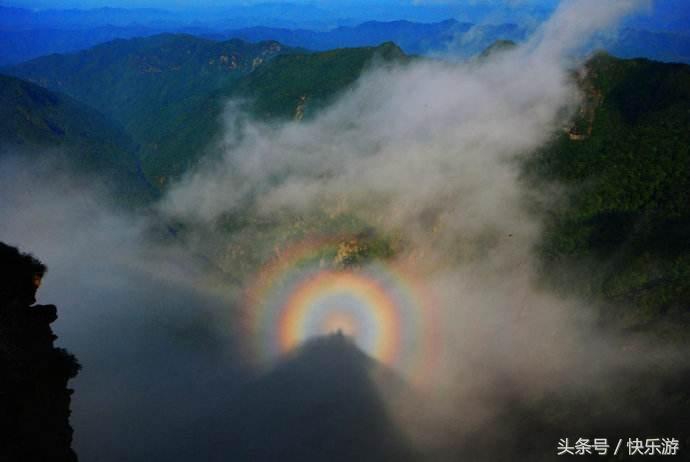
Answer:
[243,238,439,383]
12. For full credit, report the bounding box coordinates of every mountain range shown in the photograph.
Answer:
[0,72,148,203]
[210,20,529,58]
[4,35,405,185]
[3,33,688,332]
[528,52,690,332]
[1,22,690,461]
[2,8,690,66]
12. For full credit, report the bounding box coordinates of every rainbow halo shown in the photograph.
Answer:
[244,238,439,382]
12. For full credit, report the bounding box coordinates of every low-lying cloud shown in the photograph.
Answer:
[1,0,684,460]
[160,0,681,453]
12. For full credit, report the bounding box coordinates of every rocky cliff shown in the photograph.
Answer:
[0,242,80,462]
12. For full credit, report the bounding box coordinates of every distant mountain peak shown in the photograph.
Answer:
[478,39,518,59]
[373,41,406,59]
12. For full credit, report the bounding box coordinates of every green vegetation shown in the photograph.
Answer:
[527,53,690,333]
[146,43,406,184]
[7,36,405,185]
[6,34,293,185]
[0,73,150,203]
[7,34,288,143]
[232,42,407,120]
[4,35,688,334]
[171,205,398,287]
[3,36,690,452]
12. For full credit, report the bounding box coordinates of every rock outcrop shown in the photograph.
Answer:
[0,242,80,462]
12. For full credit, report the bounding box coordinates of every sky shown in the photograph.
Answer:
[4,0,554,7]
[1,0,558,13]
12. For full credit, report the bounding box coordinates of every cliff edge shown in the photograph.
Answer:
[0,242,80,462]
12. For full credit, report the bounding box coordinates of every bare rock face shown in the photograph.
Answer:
[0,242,80,462]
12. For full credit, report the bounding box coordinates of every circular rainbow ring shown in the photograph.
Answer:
[244,239,439,382]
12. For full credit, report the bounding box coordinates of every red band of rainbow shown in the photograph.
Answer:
[243,238,439,384]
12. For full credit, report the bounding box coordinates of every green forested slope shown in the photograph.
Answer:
[0,73,150,202]
[7,34,289,142]
[7,35,689,320]
[6,35,292,182]
[231,41,407,119]
[7,36,405,185]
[528,53,690,333]
[146,42,407,184]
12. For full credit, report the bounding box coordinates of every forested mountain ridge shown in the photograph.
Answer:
[4,37,690,296]
[0,73,150,203]
[2,27,690,462]
[144,41,409,183]
[528,52,690,335]
[6,34,293,146]
[3,10,689,67]
[215,20,528,58]
[6,38,406,185]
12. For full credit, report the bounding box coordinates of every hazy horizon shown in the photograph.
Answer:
[2,0,689,35]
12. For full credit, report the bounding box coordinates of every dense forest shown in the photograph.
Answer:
[1,20,689,460]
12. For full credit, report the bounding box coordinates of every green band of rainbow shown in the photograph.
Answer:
[244,238,439,383]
